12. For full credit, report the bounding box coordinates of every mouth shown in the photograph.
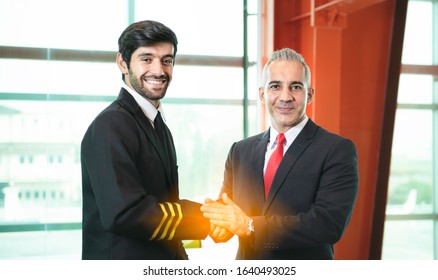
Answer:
[144,78,167,85]
[277,106,294,112]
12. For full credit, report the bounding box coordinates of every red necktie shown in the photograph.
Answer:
[264,133,286,198]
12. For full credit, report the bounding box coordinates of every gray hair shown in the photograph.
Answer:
[261,48,311,88]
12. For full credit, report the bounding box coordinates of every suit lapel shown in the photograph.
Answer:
[134,109,172,170]
[252,131,270,210]
[116,89,175,186]
[263,119,318,214]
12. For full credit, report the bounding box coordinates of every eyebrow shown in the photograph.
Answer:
[137,52,175,59]
[268,80,304,86]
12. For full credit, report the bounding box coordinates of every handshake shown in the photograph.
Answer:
[200,193,253,243]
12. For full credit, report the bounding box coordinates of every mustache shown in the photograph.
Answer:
[144,74,168,80]
[276,102,294,109]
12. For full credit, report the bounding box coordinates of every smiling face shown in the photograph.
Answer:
[259,60,314,133]
[117,42,174,107]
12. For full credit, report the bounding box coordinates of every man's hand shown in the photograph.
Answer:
[209,224,234,243]
[201,197,235,242]
[201,193,252,237]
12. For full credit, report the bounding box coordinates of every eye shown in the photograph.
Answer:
[163,58,174,66]
[291,84,303,92]
[141,57,152,63]
[269,84,280,90]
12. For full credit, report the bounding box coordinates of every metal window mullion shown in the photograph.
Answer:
[128,0,135,24]
[243,0,249,139]
[433,76,438,260]
[432,0,438,261]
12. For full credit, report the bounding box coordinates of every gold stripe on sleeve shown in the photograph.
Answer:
[149,203,168,240]
[167,203,183,240]
[158,202,176,240]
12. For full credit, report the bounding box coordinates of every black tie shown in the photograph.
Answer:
[154,111,166,147]
[154,111,172,170]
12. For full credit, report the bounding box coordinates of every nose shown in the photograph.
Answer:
[279,88,293,102]
[150,59,164,75]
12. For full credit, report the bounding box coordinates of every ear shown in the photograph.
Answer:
[258,86,266,103]
[116,53,128,75]
[307,88,315,104]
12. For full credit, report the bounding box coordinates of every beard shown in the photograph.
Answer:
[128,70,170,101]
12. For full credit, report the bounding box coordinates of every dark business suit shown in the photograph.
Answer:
[220,119,358,259]
[81,88,209,259]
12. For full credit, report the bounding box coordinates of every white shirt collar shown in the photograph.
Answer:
[268,115,309,149]
[263,116,308,173]
[121,82,166,123]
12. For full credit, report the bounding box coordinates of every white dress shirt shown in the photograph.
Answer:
[121,82,166,127]
[263,116,309,174]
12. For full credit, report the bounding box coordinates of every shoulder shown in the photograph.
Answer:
[305,119,354,145]
[239,131,266,143]
[225,132,267,159]
[318,126,354,146]
[92,101,134,128]
[309,125,357,160]
[92,88,143,125]
[82,100,138,144]
[316,126,348,141]
[233,131,266,147]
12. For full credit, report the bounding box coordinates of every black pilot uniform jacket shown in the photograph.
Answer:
[81,88,209,259]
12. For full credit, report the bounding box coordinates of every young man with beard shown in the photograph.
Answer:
[81,20,209,260]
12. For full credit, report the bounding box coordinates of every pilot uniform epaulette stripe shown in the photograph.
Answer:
[168,203,183,240]
[150,202,185,241]
[149,203,168,240]
[159,202,176,240]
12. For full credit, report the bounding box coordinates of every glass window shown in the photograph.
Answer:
[383,0,437,260]
[0,59,119,96]
[170,66,244,99]
[165,104,243,199]
[387,109,433,215]
[0,0,127,50]
[382,220,434,260]
[401,0,433,65]
[397,74,433,104]
[135,0,243,56]
[0,0,259,259]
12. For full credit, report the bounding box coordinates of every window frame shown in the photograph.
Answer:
[383,0,438,260]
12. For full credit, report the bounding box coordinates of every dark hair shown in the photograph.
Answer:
[118,20,178,69]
